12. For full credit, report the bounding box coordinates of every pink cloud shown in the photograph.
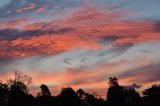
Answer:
[0,18,31,29]
[16,3,36,13]
[0,6,160,58]
[35,5,48,13]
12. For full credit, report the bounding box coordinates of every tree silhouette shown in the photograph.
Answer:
[7,72,32,95]
[125,88,141,106]
[107,77,128,106]
[36,84,53,106]
[142,85,160,106]
[8,71,32,87]
[40,84,51,96]
[77,89,85,100]
[77,89,105,106]
[7,72,34,106]
[1,73,160,106]
[0,81,9,106]
[108,77,119,87]
[59,87,84,106]
[84,92,105,106]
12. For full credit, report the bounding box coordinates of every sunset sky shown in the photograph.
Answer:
[0,0,160,98]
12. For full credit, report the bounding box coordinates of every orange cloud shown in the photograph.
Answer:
[0,18,31,29]
[16,3,36,13]
[68,7,106,22]
[0,34,100,58]
[1,7,160,58]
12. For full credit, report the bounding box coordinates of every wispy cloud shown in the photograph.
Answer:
[35,5,48,13]
[16,3,36,13]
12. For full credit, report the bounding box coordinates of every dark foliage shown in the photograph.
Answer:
[0,77,160,106]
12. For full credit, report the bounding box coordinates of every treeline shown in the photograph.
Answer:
[0,73,160,106]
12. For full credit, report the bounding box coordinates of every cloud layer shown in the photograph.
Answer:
[0,0,160,98]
